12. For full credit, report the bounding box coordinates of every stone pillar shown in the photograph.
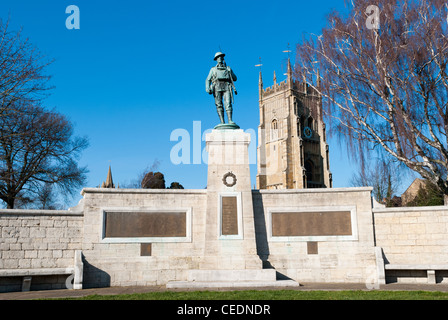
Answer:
[201,129,261,270]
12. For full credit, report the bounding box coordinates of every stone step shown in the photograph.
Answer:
[187,269,277,282]
[166,280,300,289]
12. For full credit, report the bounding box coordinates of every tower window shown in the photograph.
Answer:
[271,119,278,141]
[307,117,313,130]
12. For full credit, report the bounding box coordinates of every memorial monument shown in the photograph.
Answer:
[2,52,409,293]
[177,52,279,287]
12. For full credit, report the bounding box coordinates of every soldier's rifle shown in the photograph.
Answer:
[227,66,237,104]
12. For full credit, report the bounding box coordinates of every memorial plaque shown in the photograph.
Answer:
[307,241,318,254]
[221,196,238,235]
[140,243,152,256]
[104,211,186,238]
[271,211,352,237]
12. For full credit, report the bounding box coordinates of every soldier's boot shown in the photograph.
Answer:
[226,109,235,124]
[217,107,225,123]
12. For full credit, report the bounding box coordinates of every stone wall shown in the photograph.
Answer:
[0,209,83,292]
[80,188,207,288]
[3,186,448,291]
[374,206,448,265]
[253,187,378,284]
[373,206,448,283]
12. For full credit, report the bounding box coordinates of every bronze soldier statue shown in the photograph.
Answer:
[206,52,239,129]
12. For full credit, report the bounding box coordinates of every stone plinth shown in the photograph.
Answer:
[201,129,261,269]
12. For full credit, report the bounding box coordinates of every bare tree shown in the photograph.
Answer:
[350,159,401,204]
[0,101,88,209]
[34,182,63,210]
[295,0,448,195]
[11,181,63,210]
[0,20,86,209]
[0,19,53,119]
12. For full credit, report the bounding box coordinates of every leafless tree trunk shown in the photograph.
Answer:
[296,0,448,194]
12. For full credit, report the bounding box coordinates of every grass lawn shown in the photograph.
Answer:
[54,289,448,300]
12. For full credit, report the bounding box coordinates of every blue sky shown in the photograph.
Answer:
[1,0,405,208]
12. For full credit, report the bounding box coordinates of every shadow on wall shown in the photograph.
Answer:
[252,190,292,281]
[82,255,111,289]
[252,191,269,265]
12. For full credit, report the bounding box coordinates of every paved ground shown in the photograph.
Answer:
[1,282,448,300]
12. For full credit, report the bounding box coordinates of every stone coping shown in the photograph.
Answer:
[205,129,250,140]
[80,187,373,196]
[0,209,83,216]
[385,264,448,270]
[252,187,373,194]
[373,205,447,213]
[80,188,208,196]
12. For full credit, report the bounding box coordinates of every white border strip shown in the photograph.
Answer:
[266,206,358,242]
[101,207,192,243]
[218,192,243,240]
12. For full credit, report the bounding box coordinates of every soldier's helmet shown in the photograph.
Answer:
[214,52,225,60]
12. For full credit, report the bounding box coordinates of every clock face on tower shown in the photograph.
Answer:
[303,126,313,139]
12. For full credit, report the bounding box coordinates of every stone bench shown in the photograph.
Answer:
[384,264,448,284]
[0,250,83,291]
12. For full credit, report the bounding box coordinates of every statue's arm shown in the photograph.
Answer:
[230,68,237,82]
[206,69,214,93]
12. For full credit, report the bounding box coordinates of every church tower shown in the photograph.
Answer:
[256,59,332,189]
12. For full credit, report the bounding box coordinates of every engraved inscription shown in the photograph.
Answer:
[272,211,352,237]
[221,196,238,235]
[104,211,186,238]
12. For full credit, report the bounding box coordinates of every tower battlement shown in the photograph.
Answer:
[260,69,319,100]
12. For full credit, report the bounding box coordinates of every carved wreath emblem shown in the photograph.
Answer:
[222,172,237,187]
